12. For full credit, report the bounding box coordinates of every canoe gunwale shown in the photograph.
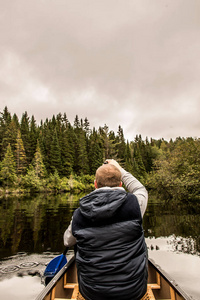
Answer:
[35,255,75,300]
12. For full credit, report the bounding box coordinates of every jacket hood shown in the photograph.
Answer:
[79,188,127,221]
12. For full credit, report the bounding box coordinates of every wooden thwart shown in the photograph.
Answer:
[62,283,157,300]
[53,283,157,300]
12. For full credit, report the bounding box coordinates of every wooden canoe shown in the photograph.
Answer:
[36,255,193,300]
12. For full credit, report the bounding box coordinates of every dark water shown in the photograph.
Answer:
[0,193,199,300]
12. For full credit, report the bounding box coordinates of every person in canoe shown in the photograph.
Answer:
[64,159,148,300]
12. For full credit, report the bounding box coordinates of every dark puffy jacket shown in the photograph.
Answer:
[72,188,148,300]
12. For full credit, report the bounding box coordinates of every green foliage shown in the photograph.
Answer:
[88,129,103,174]
[21,165,45,192]
[20,111,31,164]
[49,129,62,174]
[99,124,117,160]
[29,115,38,160]
[15,130,27,175]
[47,170,62,192]
[0,144,17,187]
[146,138,200,202]
[0,107,200,203]
[32,140,47,178]
[78,174,95,190]
[67,174,85,193]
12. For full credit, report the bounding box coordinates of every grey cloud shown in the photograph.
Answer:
[0,0,200,140]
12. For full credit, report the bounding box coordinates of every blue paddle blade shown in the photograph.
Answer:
[44,254,67,285]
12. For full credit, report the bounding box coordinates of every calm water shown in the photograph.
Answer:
[0,193,199,300]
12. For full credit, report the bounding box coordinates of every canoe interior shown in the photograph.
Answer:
[147,259,191,300]
[36,256,192,300]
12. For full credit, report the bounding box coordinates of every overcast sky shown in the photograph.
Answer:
[0,0,200,141]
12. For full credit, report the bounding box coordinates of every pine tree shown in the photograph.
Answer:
[78,129,89,174]
[72,120,89,174]
[40,118,53,173]
[63,113,69,127]
[124,141,133,173]
[1,118,19,156]
[49,129,62,174]
[15,130,27,175]
[143,137,154,173]
[99,125,116,160]
[59,123,73,177]
[29,115,38,163]
[116,125,126,164]
[32,140,46,178]
[20,111,31,164]
[83,117,91,137]
[0,106,11,127]
[12,113,20,127]
[88,129,103,174]
[0,106,12,160]
[133,145,147,181]
[0,143,17,187]
[74,115,80,130]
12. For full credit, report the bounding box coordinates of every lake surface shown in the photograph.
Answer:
[0,193,199,300]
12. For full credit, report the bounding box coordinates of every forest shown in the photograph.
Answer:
[0,106,200,203]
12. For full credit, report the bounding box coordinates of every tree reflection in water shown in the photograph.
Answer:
[0,193,199,258]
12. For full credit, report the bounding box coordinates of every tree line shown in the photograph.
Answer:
[0,106,199,202]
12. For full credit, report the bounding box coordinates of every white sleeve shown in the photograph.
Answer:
[63,218,77,247]
[121,169,148,217]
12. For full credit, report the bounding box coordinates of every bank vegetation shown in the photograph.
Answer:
[0,107,200,202]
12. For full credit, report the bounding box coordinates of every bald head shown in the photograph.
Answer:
[95,164,122,188]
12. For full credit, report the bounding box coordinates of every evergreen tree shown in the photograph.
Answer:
[29,115,38,162]
[74,115,80,130]
[15,130,27,175]
[40,118,54,172]
[0,106,12,160]
[37,127,47,168]
[59,123,73,177]
[12,113,20,127]
[51,115,57,128]
[0,143,17,187]
[65,124,76,172]
[72,120,89,174]
[78,129,89,174]
[63,113,69,127]
[54,113,72,176]
[32,140,46,178]
[49,129,62,174]
[88,129,103,174]
[99,125,116,160]
[20,111,31,164]
[132,143,147,181]
[143,137,154,173]
[0,106,11,127]
[116,125,126,164]
[124,141,133,173]
[1,118,19,156]
[83,117,91,137]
